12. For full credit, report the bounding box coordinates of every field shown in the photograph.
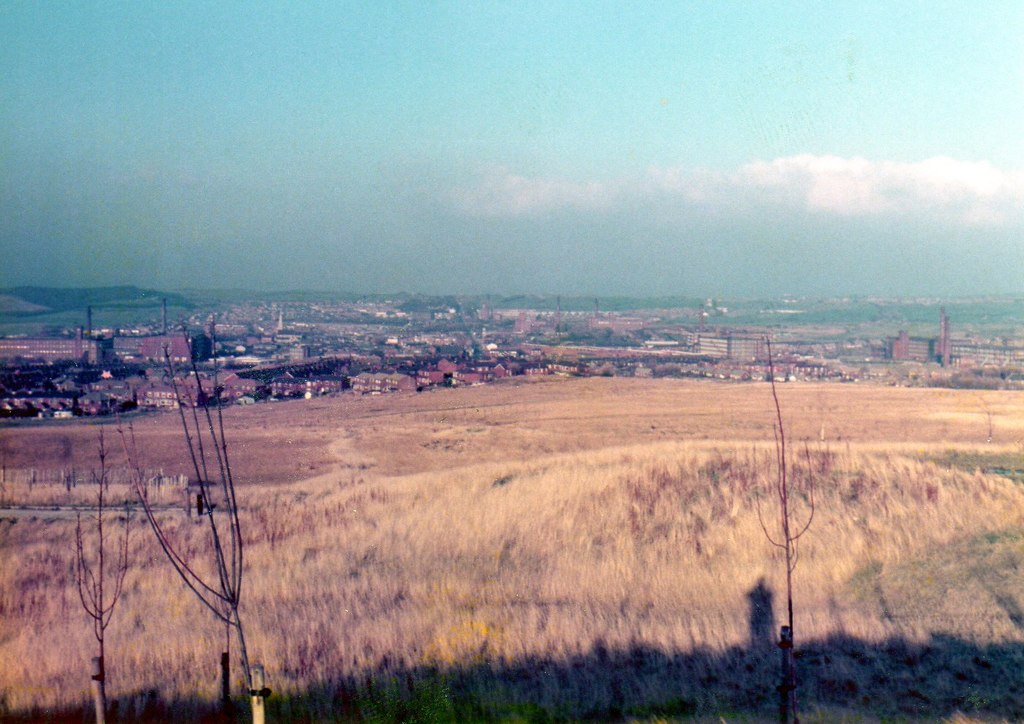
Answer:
[4,377,1024,721]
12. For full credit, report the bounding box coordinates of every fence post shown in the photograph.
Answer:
[221,651,231,711]
[250,664,268,724]
[778,625,795,722]
[91,656,106,724]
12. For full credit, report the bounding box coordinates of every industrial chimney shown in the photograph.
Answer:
[939,307,951,367]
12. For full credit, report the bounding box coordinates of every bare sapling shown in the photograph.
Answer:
[74,430,131,724]
[756,339,815,723]
[119,321,257,710]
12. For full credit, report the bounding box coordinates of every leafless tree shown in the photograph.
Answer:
[120,322,253,703]
[970,391,995,443]
[75,430,131,724]
[756,339,815,723]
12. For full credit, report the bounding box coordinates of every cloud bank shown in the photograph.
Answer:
[454,155,1024,226]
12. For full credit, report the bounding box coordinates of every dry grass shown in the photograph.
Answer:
[3,377,1024,720]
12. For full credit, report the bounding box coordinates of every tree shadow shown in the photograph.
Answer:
[747,576,776,651]
[990,589,1024,630]
[13,634,1024,722]
[8,583,1024,721]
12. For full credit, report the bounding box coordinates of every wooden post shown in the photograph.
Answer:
[91,656,106,724]
[250,664,267,724]
[221,651,231,711]
[778,625,796,723]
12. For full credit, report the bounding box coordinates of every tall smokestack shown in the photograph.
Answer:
[86,306,92,338]
[162,298,168,335]
[939,307,951,367]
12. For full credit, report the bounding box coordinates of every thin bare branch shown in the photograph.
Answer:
[755,491,786,549]
[117,423,228,607]
[74,429,133,724]
[165,349,206,485]
[761,336,817,722]
[123,326,254,689]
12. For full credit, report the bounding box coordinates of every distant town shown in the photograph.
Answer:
[2,287,1024,419]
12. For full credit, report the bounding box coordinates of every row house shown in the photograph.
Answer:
[549,362,584,376]
[177,375,217,406]
[466,362,511,379]
[139,384,180,409]
[416,369,449,388]
[136,375,214,408]
[452,362,510,385]
[52,375,82,393]
[350,372,417,394]
[88,378,142,405]
[77,391,119,416]
[454,370,487,385]
[220,372,263,401]
[1,391,78,414]
[268,373,347,398]
[436,359,460,374]
[305,375,346,395]
[271,374,308,398]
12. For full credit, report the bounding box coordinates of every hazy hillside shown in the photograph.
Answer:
[0,285,192,316]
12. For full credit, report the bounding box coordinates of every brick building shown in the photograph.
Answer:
[0,333,106,364]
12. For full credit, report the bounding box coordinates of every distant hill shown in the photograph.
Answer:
[0,294,50,314]
[0,286,193,315]
[489,294,707,312]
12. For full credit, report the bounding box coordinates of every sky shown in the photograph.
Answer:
[2,2,1023,298]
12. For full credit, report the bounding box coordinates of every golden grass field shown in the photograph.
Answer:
[4,376,1024,721]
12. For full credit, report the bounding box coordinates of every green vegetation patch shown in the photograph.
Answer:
[925,450,1024,482]
[846,527,1024,633]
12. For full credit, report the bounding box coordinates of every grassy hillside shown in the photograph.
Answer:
[3,378,1024,720]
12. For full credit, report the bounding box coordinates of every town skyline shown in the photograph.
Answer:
[7,285,1024,421]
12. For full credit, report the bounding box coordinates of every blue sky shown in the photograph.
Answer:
[2,2,1023,296]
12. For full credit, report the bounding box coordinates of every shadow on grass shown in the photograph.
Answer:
[6,630,1024,722]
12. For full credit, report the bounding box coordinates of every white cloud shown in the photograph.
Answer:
[451,169,618,216]
[454,155,1024,226]
[734,155,1024,221]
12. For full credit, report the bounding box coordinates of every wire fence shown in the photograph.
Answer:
[0,467,187,506]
